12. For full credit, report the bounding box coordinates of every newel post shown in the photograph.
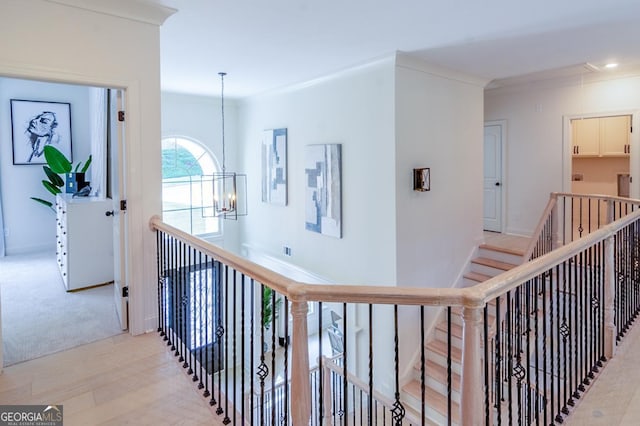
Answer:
[461,304,484,426]
[604,234,616,359]
[290,296,311,424]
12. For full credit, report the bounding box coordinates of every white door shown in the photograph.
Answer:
[109,89,128,330]
[484,124,503,232]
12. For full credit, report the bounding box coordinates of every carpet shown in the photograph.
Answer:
[0,251,123,366]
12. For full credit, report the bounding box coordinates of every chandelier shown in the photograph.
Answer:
[211,72,247,219]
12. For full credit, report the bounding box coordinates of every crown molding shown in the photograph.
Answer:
[44,0,176,26]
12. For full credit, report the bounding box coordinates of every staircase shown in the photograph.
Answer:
[401,242,526,425]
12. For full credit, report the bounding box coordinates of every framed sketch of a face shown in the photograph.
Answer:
[10,99,72,165]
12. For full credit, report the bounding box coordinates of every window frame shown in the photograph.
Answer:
[161,135,222,239]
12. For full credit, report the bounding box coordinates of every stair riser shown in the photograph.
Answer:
[425,377,461,403]
[470,262,510,277]
[478,247,524,265]
[435,328,463,348]
[464,276,484,287]
[426,350,462,375]
[401,390,460,426]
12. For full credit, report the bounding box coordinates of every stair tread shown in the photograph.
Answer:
[403,380,461,423]
[464,271,493,283]
[471,256,518,271]
[413,359,461,389]
[479,243,526,258]
[426,338,462,362]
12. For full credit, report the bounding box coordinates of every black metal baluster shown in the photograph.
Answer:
[215,261,223,409]
[526,280,533,425]
[391,305,405,426]
[371,304,375,426]
[318,301,324,426]
[170,236,176,352]
[239,273,245,423]
[258,284,267,425]
[515,286,523,426]
[284,295,289,426]
[159,231,165,338]
[187,247,194,375]
[589,245,596,379]
[578,197,584,238]
[271,289,277,425]
[221,265,230,424]
[563,256,571,416]
[550,262,566,423]
[506,290,513,426]
[250,279,255,424]
[179,240,186,366]
[420,305,426,424]
[495,295,502,425]
[599,238,604,366]
[203,255,211,399]
[447,306,452,426]
[194,251,202,386]
[156,230,162,336]
[578,249,587,393]
[556,262,564,423]
[540,273,546,426]
[343,303,348,425]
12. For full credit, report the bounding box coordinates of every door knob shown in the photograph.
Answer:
[495,182,501,186]
[105,210,115,217]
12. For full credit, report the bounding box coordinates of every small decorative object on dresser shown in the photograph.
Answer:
[56,194,114,291]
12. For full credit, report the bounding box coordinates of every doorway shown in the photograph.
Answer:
[564,112,637,200]
[484,121,506,232]
[0,76,128,366]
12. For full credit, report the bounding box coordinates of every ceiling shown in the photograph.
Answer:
[155,0,640,98]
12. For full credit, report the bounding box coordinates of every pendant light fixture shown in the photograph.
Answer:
[212,72,246,219]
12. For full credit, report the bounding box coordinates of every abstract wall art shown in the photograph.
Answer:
[304,144,342,238]
[11,99,72,165]
[261,128,287,205]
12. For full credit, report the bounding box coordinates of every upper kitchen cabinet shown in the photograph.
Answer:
[572,115,631,157]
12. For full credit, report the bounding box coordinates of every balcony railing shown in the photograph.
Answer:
[150,192,640,425]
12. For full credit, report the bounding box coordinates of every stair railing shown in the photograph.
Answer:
[150,195,640,425]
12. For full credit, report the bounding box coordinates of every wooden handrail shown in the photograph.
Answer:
[150,201,640,308]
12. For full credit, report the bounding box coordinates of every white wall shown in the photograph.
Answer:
[0,0,174,334]
[0,78,92,254]
[161,91,241,252]
[238,57,397,285]
[485,75,640,236]
[395,57,485,289]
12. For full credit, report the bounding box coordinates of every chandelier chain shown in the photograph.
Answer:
[219,72,227,173]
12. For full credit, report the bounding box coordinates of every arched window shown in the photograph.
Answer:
[162,136,220,237]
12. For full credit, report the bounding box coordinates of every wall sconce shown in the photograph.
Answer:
[413,168,430,192]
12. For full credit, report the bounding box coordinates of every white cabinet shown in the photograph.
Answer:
[572,115,631,157]
[56,194,114,291]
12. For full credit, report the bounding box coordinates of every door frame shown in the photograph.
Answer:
[0,68,138,333]
[562,110,640,198]
[484,120,507,233]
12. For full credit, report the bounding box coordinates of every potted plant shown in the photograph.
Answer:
[262,286,282,330]
[31,145,92,211]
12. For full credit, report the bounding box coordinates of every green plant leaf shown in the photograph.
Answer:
[74,163,81,172]
[30,197,54,211]
[43,145,72,174]
[42,180,62,195]
[81,155,92,173]
[43,166,64,187]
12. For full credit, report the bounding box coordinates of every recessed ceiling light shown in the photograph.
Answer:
[605,63,619,69]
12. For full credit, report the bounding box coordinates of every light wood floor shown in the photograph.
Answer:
[0,332,226,425]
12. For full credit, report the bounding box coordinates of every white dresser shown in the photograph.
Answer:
[56,194,114,291]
